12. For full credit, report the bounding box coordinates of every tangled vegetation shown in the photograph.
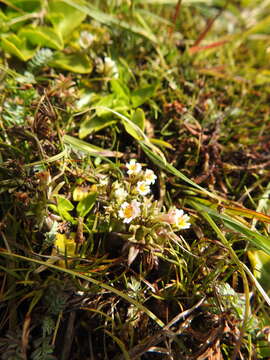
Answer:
[1,0,270,359]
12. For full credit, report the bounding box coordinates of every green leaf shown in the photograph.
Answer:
[94,94,129,117]
[0,251,165,328]
[150,138,175,150]
[56,195,74,211]
[63,134,122,158]
[54,195,74,222]
[61,0,158,43]
[19,26,63,50]
[92,106,166,161]
[1,34,36,61]
[139,142,217,200]
[190,200,270,256]
[47,0,86,38]
[7,0,41,12]
[79,115,117,138]
[244,15,270,36]
[122,117,145,141]
[49,52,93,73]
[131,84,156,107]
[110,79,130,100]
[131,108,145,132]
[248,250,270,291]
[77,192,97,217]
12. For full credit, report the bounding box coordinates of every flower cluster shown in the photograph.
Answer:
[93,158,191,268]
[158,208,191,230]
[105,159,191,232]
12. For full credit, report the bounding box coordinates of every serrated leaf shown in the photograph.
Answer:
[49,52,93,73]
[76,192,97,217]
[19,26,63,50]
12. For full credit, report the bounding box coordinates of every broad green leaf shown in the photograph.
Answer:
[54,195,74,222]
[131,84,156,107]
[94,106,146,141]
[1,34,36,61]
[19,26,63,50]
[110,79,130,100]
[131,108,145,132]
[122,116,145,141]
[63,134,123,158]
[47,0,86,38]
[49,52,93,73]
[76,192,97,217]
[55,195,74,211]
[94,94,129,117]
[79,115,117,138]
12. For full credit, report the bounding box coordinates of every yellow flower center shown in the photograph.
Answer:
[124,205,133,218]
[178,217,186,227]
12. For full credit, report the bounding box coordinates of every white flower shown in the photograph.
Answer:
[159,208,191,230]
[143,169,157,185]
[104,56,119,78]
[79,31,95,49]
[114,187,128,201]
[96,56,119,78]
[118,200,141,223]
[136,181,150,196]
[99,177,109,187]
[126,159,142,176]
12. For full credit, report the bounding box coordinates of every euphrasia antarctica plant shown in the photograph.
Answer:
[49,159,191,266]
[98,159,191,265]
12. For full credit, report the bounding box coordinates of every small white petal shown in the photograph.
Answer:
[118,200,141,223]
[126,159,142,176]
[143,169,157,185]
[136,181,150,196]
